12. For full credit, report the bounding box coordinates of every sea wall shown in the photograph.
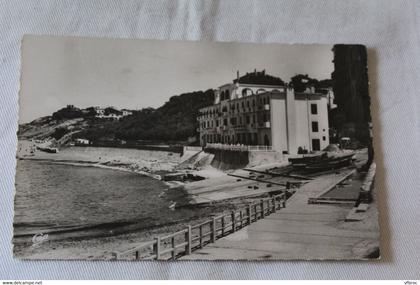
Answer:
[205,148,284,170]
[247,150,284,167]
[209,149,249,170]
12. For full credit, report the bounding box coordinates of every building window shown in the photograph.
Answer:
[312,139,321,151]
[246,116,250,124]
[263,114,268,122]
[239,117,242,125]
[256,88,266,94]
[223,119,228,126]
[322,136,326,141]
[312,121,319,132]
[264,134,270,146]
[225,90,230,100]
[311,103,318,114]
[242,88,253,96]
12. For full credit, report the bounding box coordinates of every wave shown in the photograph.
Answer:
[13,216,197,244]
[14,220,138,237]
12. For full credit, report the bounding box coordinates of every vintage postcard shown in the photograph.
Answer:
[15,36,379,260]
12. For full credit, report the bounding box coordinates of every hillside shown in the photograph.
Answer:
[18,89,214,145]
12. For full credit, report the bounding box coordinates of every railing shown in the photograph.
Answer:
[247,145,273,151]
[205,143,273,152]
[111,192,286,260]
[183,146,203,152]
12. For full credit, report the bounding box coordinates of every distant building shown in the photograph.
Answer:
[197,72,330,154]
[121,109,133,117]
[94,107,105,115]
[93,107,132,120]
[75,138,90,145]
[66,104,76,109]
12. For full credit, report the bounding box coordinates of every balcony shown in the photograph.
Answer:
[217,125,228,132]
[233,125,247,131]
[205,143,273,152]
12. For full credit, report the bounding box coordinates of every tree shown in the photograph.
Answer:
[114,89,214,142]
[289,74,319,92]
[233,70,285,86]
[52,105,83,120]
[332,45,371,126]
[332,44,373,166]
[51,127,68,140]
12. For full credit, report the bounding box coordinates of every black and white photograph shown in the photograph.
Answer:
[14,36,379,260]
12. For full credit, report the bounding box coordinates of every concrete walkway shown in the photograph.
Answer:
[181,169,380,260]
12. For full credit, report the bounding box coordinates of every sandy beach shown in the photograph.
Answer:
[15,139,372,260]
[14,140,243,259]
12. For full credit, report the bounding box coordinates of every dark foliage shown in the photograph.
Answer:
[233,70,285,86]
[51,127,68,140]
[289,74,319,92]
[52,105,83,120]
[76,120,119,142]
[114,89,214,141]
[289,75,333,93]
[81,89,214,142]
[331,44,371,144]
[316,78,333,89]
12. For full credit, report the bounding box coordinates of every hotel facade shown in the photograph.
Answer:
[197,75,330,154]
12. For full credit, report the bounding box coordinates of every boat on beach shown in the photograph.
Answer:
[36,146,59,153]
[289,152,355,172]
[288,153,327,165]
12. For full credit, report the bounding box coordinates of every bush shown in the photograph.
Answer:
[51,127,68,140]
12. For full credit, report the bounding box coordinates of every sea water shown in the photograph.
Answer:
[14,159,215,242]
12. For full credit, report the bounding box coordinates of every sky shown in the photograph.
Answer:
[19,36,333,123]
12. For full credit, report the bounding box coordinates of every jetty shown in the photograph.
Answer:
[110,148,378,260]
[180,168,379,260]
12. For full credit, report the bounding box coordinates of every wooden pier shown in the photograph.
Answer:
[181,169,379,260]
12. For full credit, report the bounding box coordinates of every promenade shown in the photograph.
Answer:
[181,169,379,260]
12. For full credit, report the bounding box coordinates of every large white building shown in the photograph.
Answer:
[197,73,330,154]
